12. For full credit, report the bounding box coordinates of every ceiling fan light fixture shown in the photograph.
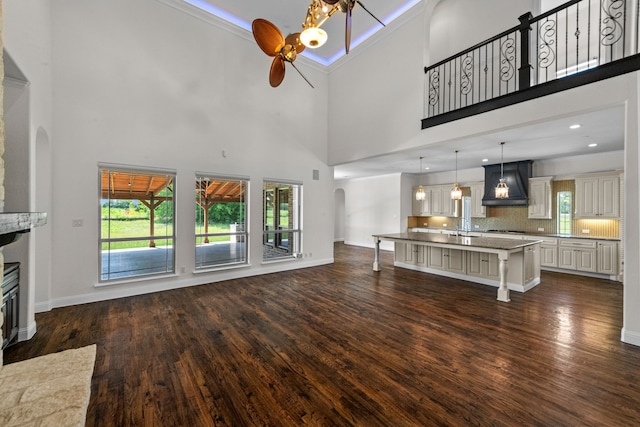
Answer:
[300,27,328,48]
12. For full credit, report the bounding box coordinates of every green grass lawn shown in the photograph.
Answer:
[102,219,233,250]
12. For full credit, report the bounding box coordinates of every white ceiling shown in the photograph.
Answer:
[333,105,625,180]
[183,0,419,66]
[176,1,625,180]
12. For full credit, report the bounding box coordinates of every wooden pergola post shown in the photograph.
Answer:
[140,194,165,248]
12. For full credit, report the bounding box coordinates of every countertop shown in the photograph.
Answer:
[374,232,542,251]
[409,228,620,241]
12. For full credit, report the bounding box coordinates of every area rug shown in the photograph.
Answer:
[0,344,96,426]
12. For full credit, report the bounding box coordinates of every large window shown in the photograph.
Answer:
[100,166,175,281]
[558,191,572,235]
[195,175,248,269]
[263,181,301,261]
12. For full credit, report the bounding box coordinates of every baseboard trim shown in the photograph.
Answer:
[621,328,640,347]
[38,258,334,312]
[18,320,37,342]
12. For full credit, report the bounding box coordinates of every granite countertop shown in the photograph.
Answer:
[374,232,542,251]
[409,227,620,241]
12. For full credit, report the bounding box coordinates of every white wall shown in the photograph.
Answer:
[3,0,53,339]
[336,174,405,250]
[4,0,335,310]
[429,0,540,64]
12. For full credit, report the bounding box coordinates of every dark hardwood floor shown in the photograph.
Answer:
[5,243,640,426]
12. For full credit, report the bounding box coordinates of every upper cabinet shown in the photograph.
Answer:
[412,185,458,217]
[413,186,432,216]
[575,172,621,219]
[528,177,553,219]
[469,182,486,218]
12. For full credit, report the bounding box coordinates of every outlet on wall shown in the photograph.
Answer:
[582,229,590,234]
[538,227,544,232]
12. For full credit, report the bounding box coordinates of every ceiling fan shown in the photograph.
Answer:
[251,19,314,88]
[252,0,384,88]
[325,0,386,54]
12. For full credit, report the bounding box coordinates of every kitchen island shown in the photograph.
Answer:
[372,232,542,302]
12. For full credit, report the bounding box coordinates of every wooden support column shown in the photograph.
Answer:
[140,195,165,248]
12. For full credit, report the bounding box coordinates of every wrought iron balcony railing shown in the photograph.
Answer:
[423,0,640,128]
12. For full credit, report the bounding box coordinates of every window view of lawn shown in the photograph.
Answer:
[100,168,176,281]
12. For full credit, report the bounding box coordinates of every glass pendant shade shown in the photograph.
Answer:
[495,178,509,198]
[451,150,462,200]
[451,183,462,200]
[300,27,328,48]
[416,156,426,201]
[495,142,509,199]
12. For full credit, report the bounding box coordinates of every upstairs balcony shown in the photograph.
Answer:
[422,0,640,128]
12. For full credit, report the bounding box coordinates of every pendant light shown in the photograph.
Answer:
[451,150,462,200]
[495,141,509,199]
[415,156,426,201]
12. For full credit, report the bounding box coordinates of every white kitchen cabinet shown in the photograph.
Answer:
[528,177,553,219]
[575,172,620,219]
[469,182,486,218]
[413,185,458,217]
[395,242,417,264]
[428,246,466,274]
[597,240,618,275]
[540,243,558,268]
[523,245,537,283]
[558,239,597,273]
[466,251,499,280]
[412,186,432,216]
[431,186,458,217]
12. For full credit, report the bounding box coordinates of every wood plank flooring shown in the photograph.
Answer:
[4,243,640,426]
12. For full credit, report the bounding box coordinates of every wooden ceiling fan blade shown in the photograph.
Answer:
[269,55,286,87]
[356,1,385,27]
[252,19,285,57]
[290,62,314,89]
[345,7,352,54]
[285,33,305,54]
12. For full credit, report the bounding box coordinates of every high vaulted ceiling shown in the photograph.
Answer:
[167,1,625,181]
[179,0,421,66]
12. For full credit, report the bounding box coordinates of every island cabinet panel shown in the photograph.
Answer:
[395,243,416,264]
[428,247,466,274]
[524,246,537,283]
[466,252,499,280]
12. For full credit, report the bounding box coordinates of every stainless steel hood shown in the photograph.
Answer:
[482,160,533,206]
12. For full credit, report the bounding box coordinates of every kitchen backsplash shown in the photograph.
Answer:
[408,180,620,238]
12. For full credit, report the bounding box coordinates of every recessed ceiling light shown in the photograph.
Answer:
[588,143,598,147]
[570,124,581,129]
[424,167,430,170]
[482,158,489,162]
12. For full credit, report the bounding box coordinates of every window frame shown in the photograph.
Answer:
[195,173,249,270]
[98,164,176,283]
[263,179,302,262]
[557,190,573,235]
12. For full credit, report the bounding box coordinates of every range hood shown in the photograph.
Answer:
[482,160,533,206]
